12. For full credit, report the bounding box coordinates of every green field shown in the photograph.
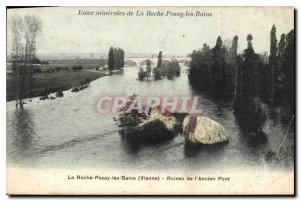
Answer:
[6,59,107,72]
[6,70,106,101]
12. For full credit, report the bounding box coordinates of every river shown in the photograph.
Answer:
[6,65,294,170]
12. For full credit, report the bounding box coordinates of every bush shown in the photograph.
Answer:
[138,67,147,80]
[72,65,83,71]
[152,67,162,80]
[166,60,181,79]
[113,94,148,135]
[85,76,91,84]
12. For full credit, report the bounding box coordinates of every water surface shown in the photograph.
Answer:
[6,66,294,170]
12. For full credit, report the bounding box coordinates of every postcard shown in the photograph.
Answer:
[6,6,295,195]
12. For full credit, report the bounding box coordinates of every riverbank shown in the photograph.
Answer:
[6,70,107,101]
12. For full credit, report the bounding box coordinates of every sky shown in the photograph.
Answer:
[7,7,294,57]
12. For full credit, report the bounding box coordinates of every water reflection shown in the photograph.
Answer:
[120,134,143,154]
[184,141,228,158]
[10,108,36,164]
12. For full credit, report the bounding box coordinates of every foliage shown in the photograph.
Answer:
[152,52,181,81]
[108,47,125,71]
[108,47,115,71]
[233,35,267,132]
[157,51,163,68]
[113,94,148,135]
[10,15,43,106]
[72,65,83,71]
[138,67,147,81]
[152,67,162,80]
[188,27,294,134]
[146,59,152,80]
[282,30,295,114]
[166,60,181,79]
[188,36,235,96]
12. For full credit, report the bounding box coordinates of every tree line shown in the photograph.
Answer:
[10,15,43,107]
[138,51,181,81]
[108,47,125,71]
[188,25,294,134]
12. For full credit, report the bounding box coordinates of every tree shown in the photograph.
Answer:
[152,51,163,80]
[108,47,125,71]
[10,15,42,107]
[282,30,295,115]
[230,36,239,95]
[166,64,174,79]
[108,47,115,71]
[152,67,162,80]
[267,25,278,103]
[273,34,286,104]
[166,60,180,79]
[120,49,125,69]
[211,36,228,97]
[114,47,119,70]
[146,59,152,80]
[188,44,212,90]
[157,51,162,68]
[113,94,148,135]
[138,67,147,81]
[234,34,266,133]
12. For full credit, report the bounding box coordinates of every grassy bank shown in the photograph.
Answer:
[6,70,106,101]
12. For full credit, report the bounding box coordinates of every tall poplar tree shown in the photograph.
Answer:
[108,47,115,71]
[211,36,227,96]
[231,36,239,95]
[157,51,162,68]
[234,34,266,133]
[282,30,295,114]
[273,34,286,103]
[268,25,278,102]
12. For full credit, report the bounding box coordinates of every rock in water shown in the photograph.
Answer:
[182,115,228,144]
[137,107,177,144]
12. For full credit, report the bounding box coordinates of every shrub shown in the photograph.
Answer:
[72,65,83,71]
[138,67,147,80]
[152,67,162,80]
[113,94,148,136]
[85,76,91,84]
